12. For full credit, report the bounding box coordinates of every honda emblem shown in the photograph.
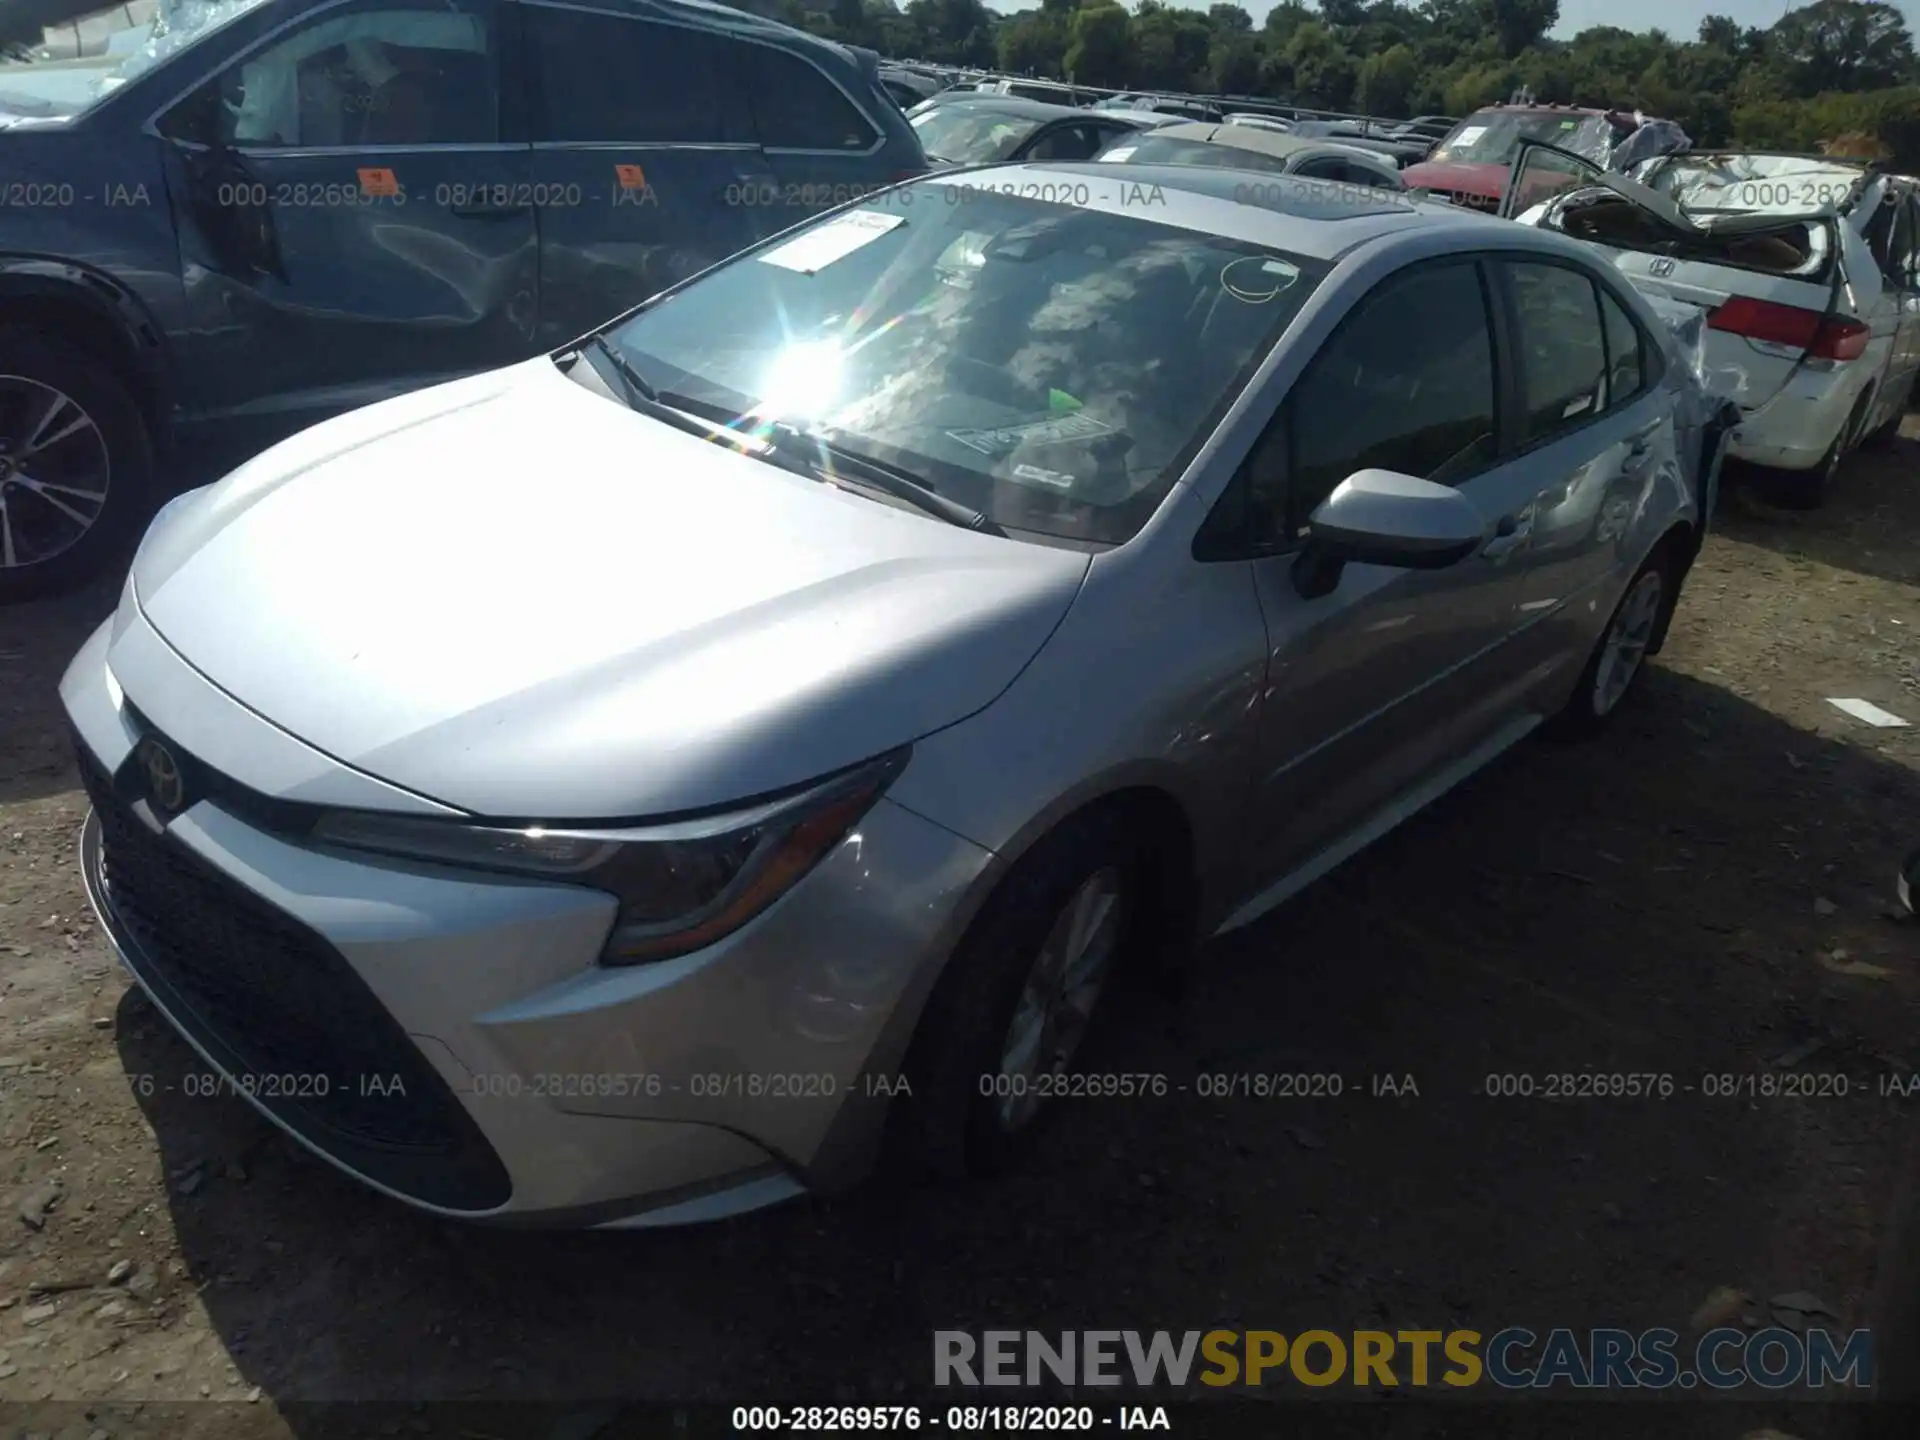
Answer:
[1648,258,1676,277]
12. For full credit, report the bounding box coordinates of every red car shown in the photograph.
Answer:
[1403,104,1641,210]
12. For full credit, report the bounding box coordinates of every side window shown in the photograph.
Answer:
[525,7,738,144]
[162,1,498,149]
[748,46,879,152]
[1293,158,1343,181]
[1025,124,1106,162]
[1285,260,1497,533]
[1598,287,1646,406]
[1507,261,1608,443]
[1888,197,1917,288]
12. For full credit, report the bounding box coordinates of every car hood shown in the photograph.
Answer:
[131,358,1091,820]
[1401,159,1508,196]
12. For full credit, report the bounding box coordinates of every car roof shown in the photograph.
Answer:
[937,161,1528,262]
[924,95,1091,121]
[1144,123,1395,169]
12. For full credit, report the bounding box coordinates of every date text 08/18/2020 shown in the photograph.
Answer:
[730,1407,1170,1431]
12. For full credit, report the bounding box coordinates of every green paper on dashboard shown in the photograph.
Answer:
[1049,389,1083,413]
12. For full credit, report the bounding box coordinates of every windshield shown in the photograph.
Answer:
[1642,154,1866,216]
[1431,109,1611,166]
[0,0,268,116]
[910,105,1046,164]
[1098,135,1295,176]
[600,183,1326,546]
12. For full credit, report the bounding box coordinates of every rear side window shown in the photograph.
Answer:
[1599,287,1646,405]
[525,6,742,144]
[748,46,879,151]
[1286,259,1497,530]
[1508,261,1608,442]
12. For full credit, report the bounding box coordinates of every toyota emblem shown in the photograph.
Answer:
[135,737,187,815]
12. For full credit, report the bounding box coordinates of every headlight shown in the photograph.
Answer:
[310,749,909,965]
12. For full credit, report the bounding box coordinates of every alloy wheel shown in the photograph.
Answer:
[0,376,111,573]
[1592,570,1664,716]
[994,867,1123,1132]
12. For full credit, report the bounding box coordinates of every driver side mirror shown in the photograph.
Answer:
[1291,470,1486,599]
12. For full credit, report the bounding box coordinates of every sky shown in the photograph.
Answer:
[983,0,1920,41]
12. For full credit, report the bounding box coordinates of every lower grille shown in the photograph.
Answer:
[79,742,512,1211]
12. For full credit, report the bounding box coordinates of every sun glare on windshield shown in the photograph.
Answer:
[753,340,848,424]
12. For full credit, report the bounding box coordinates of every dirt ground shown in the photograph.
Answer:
[4,432,1920,1437]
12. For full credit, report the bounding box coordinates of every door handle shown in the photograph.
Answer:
[449,199,530,219]
[1481,511,1532,559]
[1624,427,1660,467]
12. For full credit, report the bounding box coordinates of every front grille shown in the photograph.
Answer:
[79,740,512,1211]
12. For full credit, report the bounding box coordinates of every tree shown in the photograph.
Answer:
[1769,1,1917,96]
[1065,3,1131,86]
[1357,42,1420,116]
[1479,0,1558,59]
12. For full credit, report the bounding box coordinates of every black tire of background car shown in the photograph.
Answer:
[1863,376,1915,451]
[0,328,154,604]
[1759,391,1873,511]
[890,807,1149,1180]
[1543,544,1676,740]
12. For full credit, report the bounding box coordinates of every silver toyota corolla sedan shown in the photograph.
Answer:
[63,164,1722,1228]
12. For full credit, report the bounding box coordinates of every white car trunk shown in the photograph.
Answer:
[1510,148,1885,416]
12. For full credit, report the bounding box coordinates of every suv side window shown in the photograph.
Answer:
[161,1,499,149]
[524,5,743,145]
[1507,260,1608,443]
[1283,258,1497,533]
[1888,195,1918,289]
[748,45,879,152]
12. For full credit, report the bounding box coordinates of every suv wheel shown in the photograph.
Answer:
[893,810,1144,1179]
[0,330,154,603]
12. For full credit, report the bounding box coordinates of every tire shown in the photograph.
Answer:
[1863,379,1913,451]
[1545,547,1673,738]
[0,328,155,604]
[892,808,1148,1180]
[1759,392,1872,511]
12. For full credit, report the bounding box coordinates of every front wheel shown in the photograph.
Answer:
[892,812,1143,1179]
[1546,551,1670,737]
[0,330,154,603]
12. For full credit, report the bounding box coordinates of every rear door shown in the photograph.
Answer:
[520,0,776,347]
[1494,255,1686,677]
[1866,188,1920,426]
[745,41,896,225]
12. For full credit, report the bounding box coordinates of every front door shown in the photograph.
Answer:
[1241,257,1544,884]
[519,0,779,348]
[154,0,538,446]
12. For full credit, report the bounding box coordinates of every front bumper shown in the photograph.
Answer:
[65,613,996,1226]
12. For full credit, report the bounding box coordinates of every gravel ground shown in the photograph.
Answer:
[3,436,1920,1436]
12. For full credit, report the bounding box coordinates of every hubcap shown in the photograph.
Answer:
[0,376,111,572]
[1592,571,1663,716]
[994,867,1123,1133]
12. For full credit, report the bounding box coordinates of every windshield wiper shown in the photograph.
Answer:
[762,421,1006,536]
[577,335,749,432]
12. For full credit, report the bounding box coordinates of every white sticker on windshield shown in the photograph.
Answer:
[947,411,1115,456]
[1013,463,1076,489]
[1453,125,1487,146]
[1101,146,1137,163]
[757,210,904,275]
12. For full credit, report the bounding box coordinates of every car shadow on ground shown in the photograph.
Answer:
[1716,438,1920,590]
[110,663,1920,1424]
[0,579,122,808]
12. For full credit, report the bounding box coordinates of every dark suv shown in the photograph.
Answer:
[0,0,926,600]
